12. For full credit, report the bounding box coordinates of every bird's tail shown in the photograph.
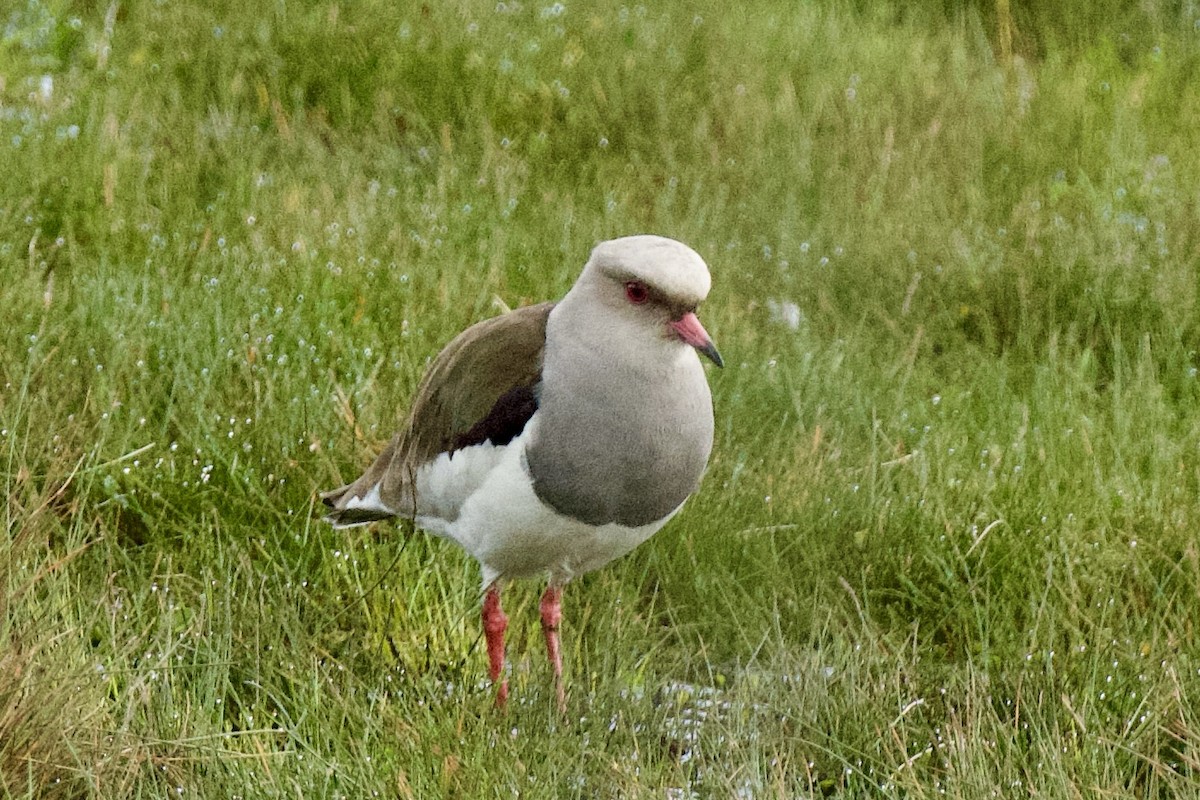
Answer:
[320,483,397,529]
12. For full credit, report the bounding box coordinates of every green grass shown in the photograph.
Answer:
[4,0,1200,796]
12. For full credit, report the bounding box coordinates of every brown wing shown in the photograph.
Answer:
[321,301,554,524]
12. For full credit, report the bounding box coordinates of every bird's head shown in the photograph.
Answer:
[574,234,723,368]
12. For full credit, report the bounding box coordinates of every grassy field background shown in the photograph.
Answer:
[4,0,1200,796]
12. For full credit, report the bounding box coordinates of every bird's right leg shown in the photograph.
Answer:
[540,584,566,712]
[482,582,509,707]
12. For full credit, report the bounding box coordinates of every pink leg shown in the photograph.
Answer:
[482,583,509,707]
[540,585,565,711]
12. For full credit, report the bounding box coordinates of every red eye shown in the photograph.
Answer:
[624,281,649,304]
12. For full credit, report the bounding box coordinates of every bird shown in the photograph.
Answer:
[321,234,722,709]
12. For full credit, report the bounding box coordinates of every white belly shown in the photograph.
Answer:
[414,424,676,587]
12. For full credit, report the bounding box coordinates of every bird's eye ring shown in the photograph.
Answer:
[624,281,649,304]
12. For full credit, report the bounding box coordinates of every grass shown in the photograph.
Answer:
[3,0,1200,796]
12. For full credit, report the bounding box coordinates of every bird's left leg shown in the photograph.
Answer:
[482,582,509,707]
[539,584,565,711]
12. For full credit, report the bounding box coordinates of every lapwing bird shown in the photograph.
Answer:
[322,235,722,708]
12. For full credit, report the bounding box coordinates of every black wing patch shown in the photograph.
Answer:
[449,383,539,455]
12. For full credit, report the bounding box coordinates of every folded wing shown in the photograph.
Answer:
[322,302,554,526]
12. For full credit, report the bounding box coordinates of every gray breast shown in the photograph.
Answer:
[526,360,714,527]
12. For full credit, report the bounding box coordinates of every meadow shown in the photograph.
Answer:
[3,0,1200,796]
